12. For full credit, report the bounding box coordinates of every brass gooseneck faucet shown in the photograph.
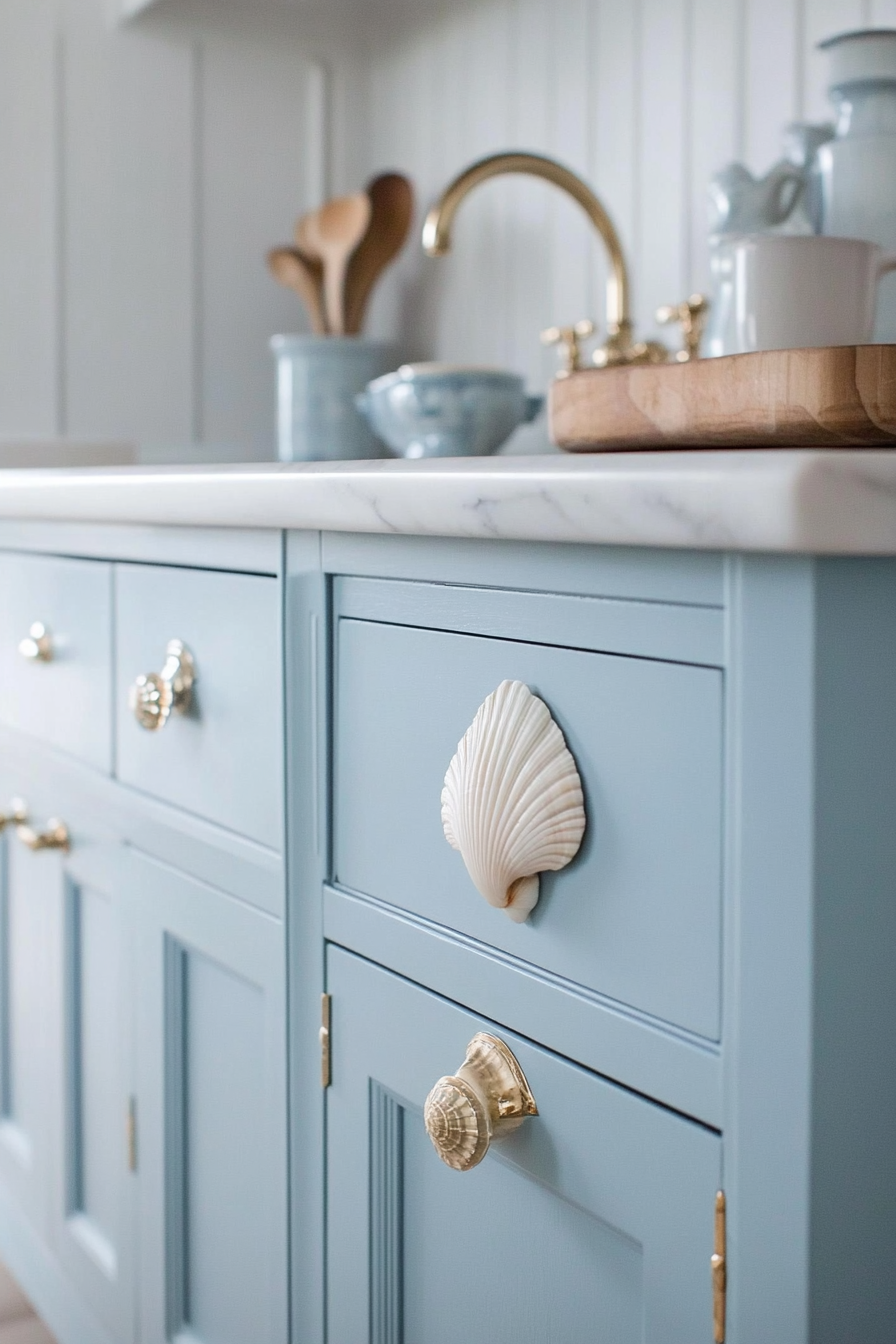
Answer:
[422,151,679,370]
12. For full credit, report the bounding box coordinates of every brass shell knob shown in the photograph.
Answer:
[18,622,53,662]
[423,1033,538,1172]
[11,801,70,852]
[129,640,195,732]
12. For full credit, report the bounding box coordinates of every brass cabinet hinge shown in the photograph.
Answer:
[127,1097,138,1173]
[320,993,331,1089]
[712,1189,727,1342]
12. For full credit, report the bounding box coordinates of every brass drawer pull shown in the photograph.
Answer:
[424,1033,538,1172]
[10,801,70,852]
[0,800,28,834]
[130,639,196,732]
[18,622,53,662]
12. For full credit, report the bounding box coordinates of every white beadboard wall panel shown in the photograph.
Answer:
[1,0,888,451]
[743,0,802,175]
[0,0,59,435]
[592,0,639,333]
[637,0,689,334]
[199,31,322,453]
[804,0,868,121]
[354,0,872,392]
[690,0,741,291]
[61,0,195,443]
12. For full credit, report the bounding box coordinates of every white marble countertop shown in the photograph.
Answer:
[1,450,896,553]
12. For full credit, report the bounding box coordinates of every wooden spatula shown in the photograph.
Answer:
[267,245,327,335]
[300,193,372,336]
[344,173,415,335]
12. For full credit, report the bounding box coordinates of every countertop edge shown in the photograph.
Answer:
[1,452,896,554]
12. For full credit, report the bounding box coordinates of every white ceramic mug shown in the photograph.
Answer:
[713,234,896,355]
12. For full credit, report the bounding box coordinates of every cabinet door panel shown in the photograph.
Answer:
[0,832,55,1233]
[327,946,721,1344]
[54,839,133,1343]
[130,850,287,1344]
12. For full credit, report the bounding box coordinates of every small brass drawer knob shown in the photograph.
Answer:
[423,1033,538,1172]
[18,622,53,662]
[10,801,70,852]
[0,799,28,834]
[130,639,195,732]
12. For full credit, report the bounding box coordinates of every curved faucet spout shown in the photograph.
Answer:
[422,151,631,337]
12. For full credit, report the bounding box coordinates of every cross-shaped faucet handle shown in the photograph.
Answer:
[541,320,595,375]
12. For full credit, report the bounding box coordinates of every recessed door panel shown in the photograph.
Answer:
[0,832,56,1235]
[129,850,287,1344]
[327,945,721,1344]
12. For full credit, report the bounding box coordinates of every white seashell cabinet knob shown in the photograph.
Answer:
[423,1033,538,1172]
[441,680,586,922]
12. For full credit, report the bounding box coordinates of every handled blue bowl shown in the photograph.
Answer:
[356,363,543,459]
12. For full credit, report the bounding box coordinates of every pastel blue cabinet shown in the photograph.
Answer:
[326,945,722,1344]
[0,553,113,773]
[128,849,288,1344]
[2,524,896,1344]
[0,825,57,1239]
[334,613,723,1039]
[115,564,283,849]
[50,832,133,1344]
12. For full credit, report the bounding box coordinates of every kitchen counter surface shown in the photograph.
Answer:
[1,450,896,553]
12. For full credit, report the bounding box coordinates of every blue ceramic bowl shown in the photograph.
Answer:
[355,363,543,459]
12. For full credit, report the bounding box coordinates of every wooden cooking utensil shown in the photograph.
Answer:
[301,192,372,336]
[344,173,415,335]
[267,245,327,335]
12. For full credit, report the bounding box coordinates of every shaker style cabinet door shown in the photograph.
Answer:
[327,946,722,1344]
[128,850,287,1344]
[0,775,134,1341]
[48,832,134,1344]
[0,823,58,1239]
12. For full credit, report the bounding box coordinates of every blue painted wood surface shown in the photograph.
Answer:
[115,563,283,850]
[0,552,113,772]
[326,944,721,1344]
[334,615,723,1038]
[128,849,287,1344]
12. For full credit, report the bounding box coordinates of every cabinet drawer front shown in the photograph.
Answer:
[115,565,282,848]
[335,618,723,1039]
[327,946,722,1344]
[0,553,112,771]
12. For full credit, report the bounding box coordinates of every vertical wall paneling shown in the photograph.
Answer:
[199,29,322,455]
[61,0,195,444]
[3,0,891,452]
[871,0,896,23]
[638,0,689,338]
[592,0,639,339]
[743,0,801,174]
[804,0,867,122]
[690,0,742,293]
[0,0,59,435]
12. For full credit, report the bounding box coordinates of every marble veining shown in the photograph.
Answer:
[1,451,896,553]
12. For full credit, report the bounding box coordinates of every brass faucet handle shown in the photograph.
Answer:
[656,293,710,362]
[541,320,595,376]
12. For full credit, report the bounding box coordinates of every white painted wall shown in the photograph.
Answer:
[2,0,896,455]
[0,0,326,458]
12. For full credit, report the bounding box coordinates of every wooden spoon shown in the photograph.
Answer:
[301,192,372,336]
[267,245,327,335]
[344,173,415,335]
